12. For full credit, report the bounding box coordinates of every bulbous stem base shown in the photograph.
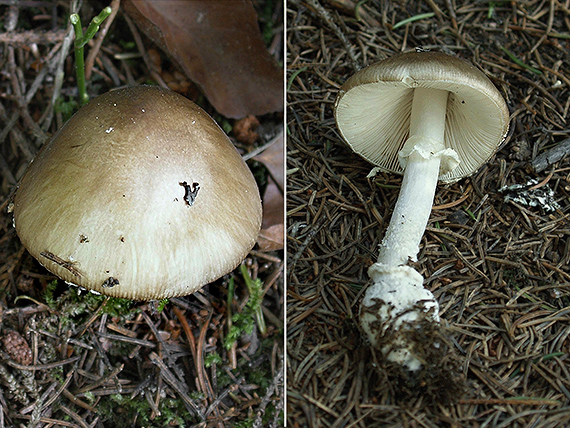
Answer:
[361,264,439,371]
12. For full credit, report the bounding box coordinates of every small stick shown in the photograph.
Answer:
[432,192,471,210]
[532,137,570,173]
[306,0,360,72]
[528,169,555,190]
[172,306,198,363]
[148,352,205,420]
[0,30,67,44]
[73,363,124,394]
[6,356,80,371]
[39,251,83,278]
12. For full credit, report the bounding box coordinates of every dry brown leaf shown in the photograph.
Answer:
[258,223,284,252]
[122,0,283,119]
[255,134,284,251]
[258,177,283,251]
[254,133,284,191]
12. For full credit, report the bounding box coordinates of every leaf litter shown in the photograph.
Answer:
[287,0,570,426]
[122,0,284,119]
[0,1,284,427]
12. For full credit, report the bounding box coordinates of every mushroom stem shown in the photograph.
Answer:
[360,87,458,370]
[378,87,448,267]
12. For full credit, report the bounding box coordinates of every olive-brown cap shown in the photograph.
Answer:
[334,51,510,183]
[13,85,262,300]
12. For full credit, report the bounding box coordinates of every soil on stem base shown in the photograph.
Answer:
[361,299,466,404]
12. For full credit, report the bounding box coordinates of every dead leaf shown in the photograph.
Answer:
[254,133,284,191]
[254,133,284,251]
[257,176,283,251]
[258,223,284,252]
[122,0,283,119]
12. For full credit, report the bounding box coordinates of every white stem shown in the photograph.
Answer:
[377,87,448,267]
[361,87,457,371]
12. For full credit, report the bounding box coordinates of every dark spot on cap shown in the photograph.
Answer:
[179,181,200,207]
[102,277,119,288]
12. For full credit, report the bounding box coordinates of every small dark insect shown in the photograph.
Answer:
[179,181,200,206]
[40,251,83,278]
[102,277,120,288]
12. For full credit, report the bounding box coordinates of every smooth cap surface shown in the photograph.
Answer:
[334,51,510,182]
[14,85,262,300]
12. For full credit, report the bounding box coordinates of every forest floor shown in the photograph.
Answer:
[0,1,284,427]
[287,0,570,427]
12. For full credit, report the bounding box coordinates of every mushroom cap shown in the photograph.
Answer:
[13,85,262,300]
[334,51,510,183]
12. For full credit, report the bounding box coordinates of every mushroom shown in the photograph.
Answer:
[13,85,262,300]
[334,51,509,370]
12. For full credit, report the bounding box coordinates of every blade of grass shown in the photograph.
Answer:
[393,12,435,30]
[288,67,308,91]
[499,46,543,75]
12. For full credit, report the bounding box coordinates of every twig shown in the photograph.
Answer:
[432,191,471,210]
[148,352,205,420]
[0,30,67,44]
[242,132,282,161]
[528,169,555,190]
[5,356,80,371]
[532,138,570,173]
[253,353,284,428]
[62,389,98,413]
[123,14,168,88]
[41,14,76,132]
[59,404,90,428]
[11,414,81,428]
[459,397,561,406]
[7,47,47,143]
[196,310,224,426]
[73,364,124,394]
[305,0,360,72]
[172,305,214,402]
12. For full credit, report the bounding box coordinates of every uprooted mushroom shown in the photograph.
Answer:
[334,51,509,370]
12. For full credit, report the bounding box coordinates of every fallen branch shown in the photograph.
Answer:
[532,137,570,173]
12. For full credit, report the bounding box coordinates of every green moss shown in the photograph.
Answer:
[54,96,79,122]
[225,266,267,351]
[204,352,222,368]
[96,393,197,427]
[156,298,169,313]
[42,281,138,333]
[234,418,254,428]
[216,369,233,389]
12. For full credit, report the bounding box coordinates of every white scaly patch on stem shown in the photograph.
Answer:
[360,87,459,371]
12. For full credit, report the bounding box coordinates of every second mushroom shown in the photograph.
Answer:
[334,51,509,370]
